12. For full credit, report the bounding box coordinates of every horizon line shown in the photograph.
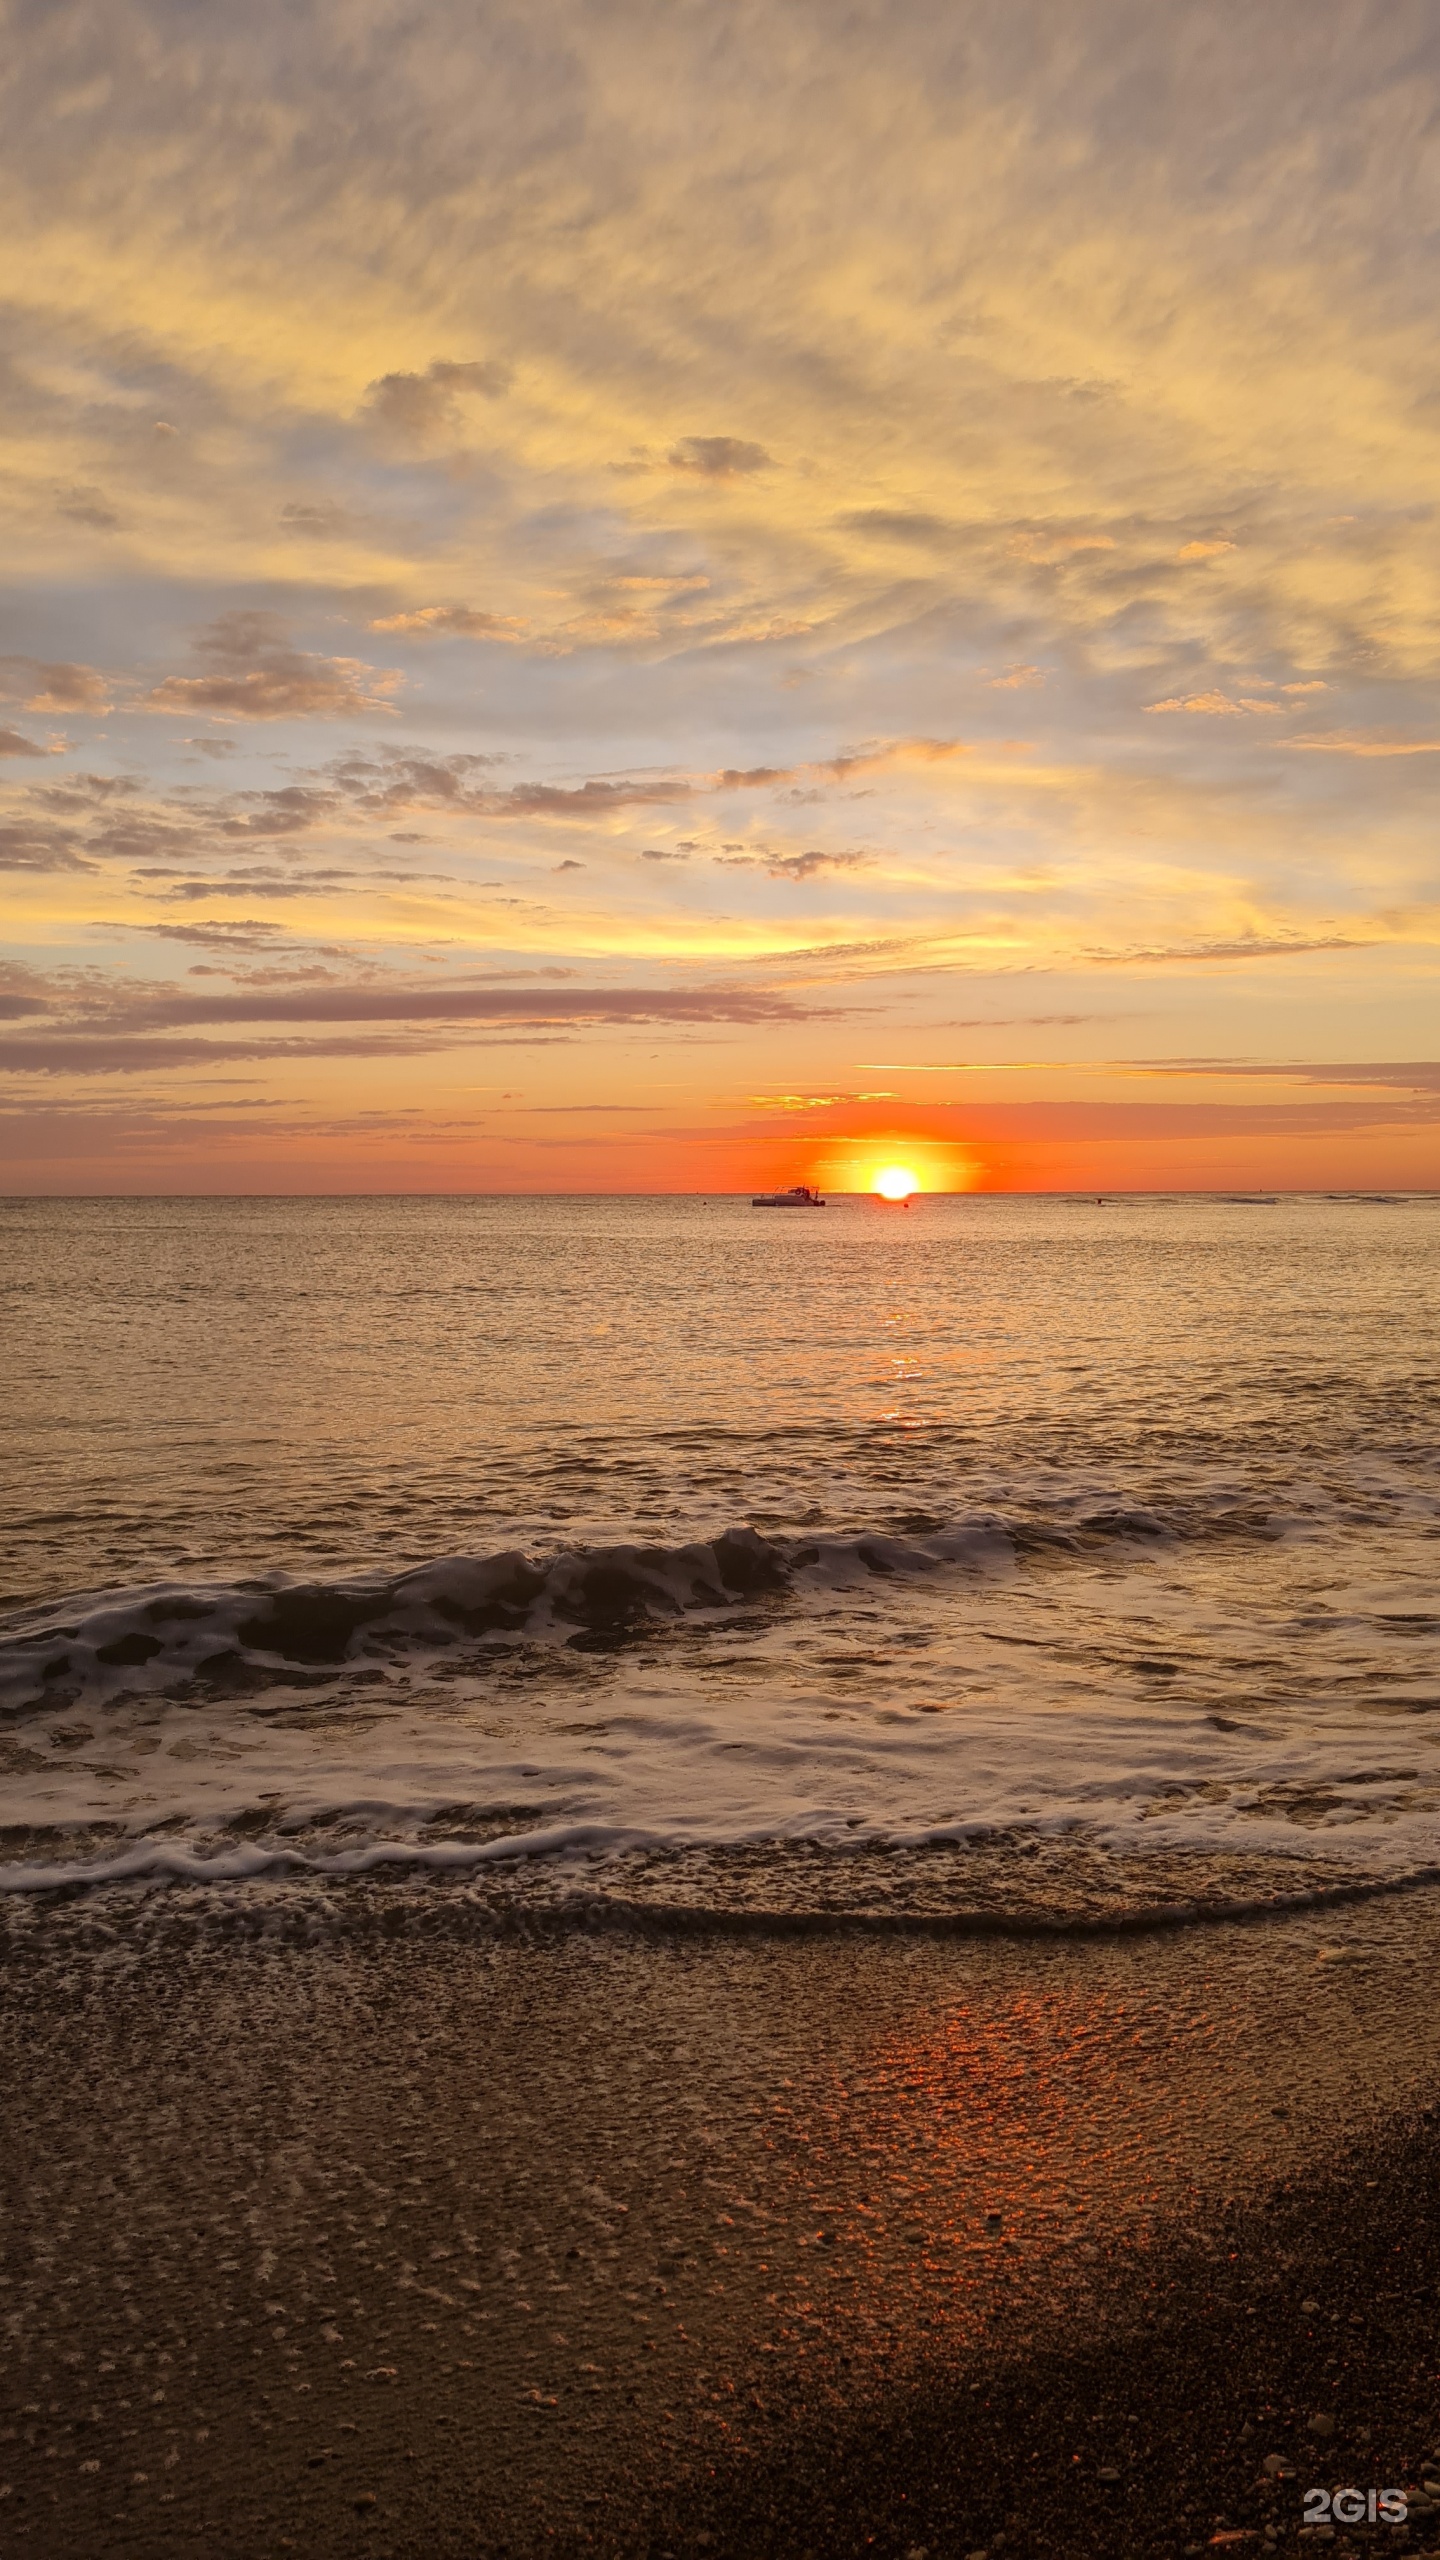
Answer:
[4,1187,1437,1205]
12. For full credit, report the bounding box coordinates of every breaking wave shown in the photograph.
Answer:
[0,1501,1283,1717]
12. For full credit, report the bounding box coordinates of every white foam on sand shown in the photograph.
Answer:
[5,1652,1440,1897]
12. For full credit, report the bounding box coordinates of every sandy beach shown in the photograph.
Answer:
[4,1881,1440,2558]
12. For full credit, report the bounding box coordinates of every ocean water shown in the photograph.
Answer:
[2,1192,1438,1924]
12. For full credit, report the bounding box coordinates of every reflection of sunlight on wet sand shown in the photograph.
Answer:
[16,1904,1437,2537]
[748,1968,1351,2374]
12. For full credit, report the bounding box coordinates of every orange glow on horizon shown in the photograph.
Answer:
[873,1164,921,1199]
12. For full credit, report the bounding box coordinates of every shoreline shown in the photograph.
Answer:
[4,1833,1438,1946]
[4,1889,1440,2556]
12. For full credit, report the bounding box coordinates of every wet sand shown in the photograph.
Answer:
[3,1885,1440,2557]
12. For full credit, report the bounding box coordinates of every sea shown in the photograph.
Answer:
[2,1191,1437,1932]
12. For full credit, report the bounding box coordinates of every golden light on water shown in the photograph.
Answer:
[873,1165,921,1201]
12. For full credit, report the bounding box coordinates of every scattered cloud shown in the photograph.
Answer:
[0,727,50,758]
[1289,734,1440,756]
[1151,1060,1440,1094]
[218,786,338,837]
[279,500,355,538]
[820,737,976,781]
[1094,932,1368,964]
[0,822,95,873]
[748,1090,882,1110]
[147,612,402,721]
[0,1032,445,1076]
[55,485,121,531]
[141,918,311,954]
[362,358,511,444]
[1145,691,1283,715]
[0,976,836,1079]
[368,604,526,639]
[667,436,771,478]
[754,849,870,881]
[34,775,140,812]
[487,778,692,818]
[1009,529,1116,564]
[0,658,111,714]
[1176,539,1237,560]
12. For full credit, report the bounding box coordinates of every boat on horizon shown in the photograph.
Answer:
[751,1183,827,1208]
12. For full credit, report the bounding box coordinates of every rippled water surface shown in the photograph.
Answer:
[2,1193,1437,1910]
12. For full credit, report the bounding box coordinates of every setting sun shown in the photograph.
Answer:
[873,1165,921,1201]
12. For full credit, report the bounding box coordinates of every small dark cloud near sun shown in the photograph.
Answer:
[668,436,771,479]
[280,500,354,538]
[55,485,122,531]
[553,859,584,872]
[723,848,870,881]
[363,359,512,445]
[0,727,49,758]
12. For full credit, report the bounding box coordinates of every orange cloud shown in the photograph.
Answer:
[0,656,112,714]
[368,605,527,640]
[1289,734,1440,756]
[1144,691,1282,715]
[1008,530,1116,564]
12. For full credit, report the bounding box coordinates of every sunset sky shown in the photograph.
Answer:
[3,0,1438,1193]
